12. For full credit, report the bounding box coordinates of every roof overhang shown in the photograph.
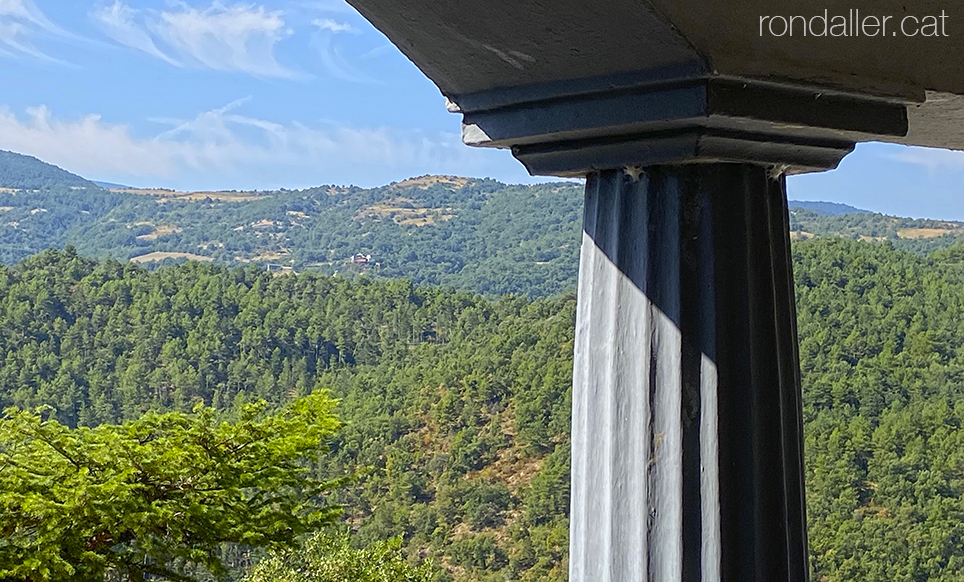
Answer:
[346,0,964,173]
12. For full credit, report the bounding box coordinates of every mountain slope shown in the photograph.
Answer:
[789,200,870,215]
[0,150,98,190]
[0,160,961,296]
[64,177,585,298]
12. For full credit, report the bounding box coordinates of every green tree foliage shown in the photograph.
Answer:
[0,249,574,581]
[0,393,345,582]
[788,207,964,254]
[0,187,127,264]
[3,239,964,581]
[246,530,434,582]
[795,239,964,581]
[1,158,961,296]
[0,150,97,190]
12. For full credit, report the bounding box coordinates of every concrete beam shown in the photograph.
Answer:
[346,0,964,154]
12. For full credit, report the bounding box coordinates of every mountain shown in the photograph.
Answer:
[1,176,585,297]
[93,180,134,189]
[788,200,870,215]
[0,159,962,296]
[0,150,98,190]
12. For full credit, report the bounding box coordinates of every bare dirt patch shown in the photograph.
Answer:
[112,188,266,203]
[790,231,816,240]
[356,197,456,226]
[897,227,958,239]
[234,250,290,263]
[390,175,470,190]
[135,224,182,241]
[250,219,281,229]
[130,252,213,264]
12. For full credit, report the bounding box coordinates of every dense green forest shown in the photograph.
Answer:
[787,200,870,216]
[0,150,97,190]
[2,240,964,581]
[0,185,128,262]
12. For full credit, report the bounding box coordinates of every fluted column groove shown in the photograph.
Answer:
[569,164,808,582]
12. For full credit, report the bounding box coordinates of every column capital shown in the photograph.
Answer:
[452,68,909,175]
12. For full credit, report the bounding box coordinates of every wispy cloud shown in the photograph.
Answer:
[310,15,382,83]
[157,3,300,78]
[0,0,73,60]
[93,1,180,66]
[312,18,356,34]
[297,0,357,14]
[890,146,964,171]
[93,1,302,79]
[0,101,509,188]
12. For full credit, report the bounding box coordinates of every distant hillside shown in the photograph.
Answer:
[1,164,962,296]
[789,200,870,215]
[0,176,583,297]
[0,150,97,190]
[93,180,134,190]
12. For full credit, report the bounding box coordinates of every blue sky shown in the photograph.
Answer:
[0,0,962,220]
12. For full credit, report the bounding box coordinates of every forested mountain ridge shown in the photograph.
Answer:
[787,200,870,215]
[0,175,585,297]
[0,150,97,190]
[2,241,964,581]
[0,151,960,294]
[1,166,962,297]
[789,206,964,255]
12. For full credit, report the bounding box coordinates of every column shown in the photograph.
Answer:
[569,164,808,582]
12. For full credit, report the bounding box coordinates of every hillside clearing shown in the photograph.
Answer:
[390,175,470,190]
[897,227,959,239]
[111,188,266,203]
[134,224,182,241]
[129,252,213,264]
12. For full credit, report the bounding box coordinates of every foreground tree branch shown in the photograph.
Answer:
[0,392,345,582]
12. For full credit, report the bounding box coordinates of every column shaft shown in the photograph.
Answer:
[569,164,808,582]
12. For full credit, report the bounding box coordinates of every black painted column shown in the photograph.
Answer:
[569,164,808,582]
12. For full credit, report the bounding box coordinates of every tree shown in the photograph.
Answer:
[246,530,435,582]
[0,392,346,582]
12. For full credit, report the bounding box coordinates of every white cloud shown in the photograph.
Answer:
[311,31,380,84]
[0,102,515,189]
[93,1,180,66]
[92,2,302,79]
[309,15,382,83]
[0,0,72,60]
[890,146,964,171]
[0,0,63,32]
[312,18,356,34]
[297,1,356,14]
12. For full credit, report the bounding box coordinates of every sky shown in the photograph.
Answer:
[0,0,961,220]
